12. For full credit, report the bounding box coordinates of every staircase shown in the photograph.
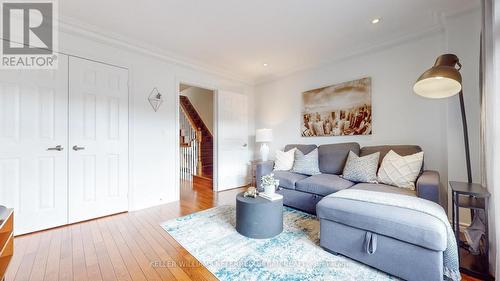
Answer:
[179,95,213,179]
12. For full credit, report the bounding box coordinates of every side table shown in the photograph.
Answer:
[250,160,273,188]
[449,181,491,280]
[235,192,283,239]
[0,207,13,281]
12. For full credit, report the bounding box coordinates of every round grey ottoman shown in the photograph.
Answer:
[235,192,283,239]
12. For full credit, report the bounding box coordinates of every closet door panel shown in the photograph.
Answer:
[68,57,129,223]
[0,55,69,234]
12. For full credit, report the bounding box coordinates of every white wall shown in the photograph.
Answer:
[253,10,481,209]
[254,32,448,202]
[59,28,254,211]
[444,9,482,223]
[56,8,479,217]
[485,0,499,275]
[180,86,214,133]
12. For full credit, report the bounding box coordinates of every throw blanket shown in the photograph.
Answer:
[330,189,460,281]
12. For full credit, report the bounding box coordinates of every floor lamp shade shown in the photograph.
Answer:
[413,54,463,99]
[413,53,472,184]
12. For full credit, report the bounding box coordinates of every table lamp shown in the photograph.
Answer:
[256,128,273,161]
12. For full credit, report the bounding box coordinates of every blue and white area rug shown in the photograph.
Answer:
[161,205,397,281]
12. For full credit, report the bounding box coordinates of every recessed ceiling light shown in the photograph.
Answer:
[263,63,268,67]
[371,18,381,24]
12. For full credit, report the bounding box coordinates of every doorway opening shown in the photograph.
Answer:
[179,83,215,194]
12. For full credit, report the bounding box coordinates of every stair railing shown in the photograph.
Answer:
[179,105,202,180]
[196,128,203,176]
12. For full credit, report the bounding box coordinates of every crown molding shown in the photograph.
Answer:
[58,3,480,87]
[254,4,481,86]
[58,16,254,86]
[443,4,481,20]
[253,25,445,85]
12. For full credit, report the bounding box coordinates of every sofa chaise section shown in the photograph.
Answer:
[317,194,447,281]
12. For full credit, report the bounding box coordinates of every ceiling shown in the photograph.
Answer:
[60,0,479,84]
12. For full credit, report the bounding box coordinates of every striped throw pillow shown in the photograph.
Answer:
[292,148,321,176]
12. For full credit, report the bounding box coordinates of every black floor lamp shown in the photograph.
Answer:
[413,54,472,183]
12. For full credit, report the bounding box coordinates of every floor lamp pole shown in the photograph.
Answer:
[458,90,473,184]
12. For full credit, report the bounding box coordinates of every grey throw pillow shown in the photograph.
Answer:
[342,151,380,183]
[292,148,321,176]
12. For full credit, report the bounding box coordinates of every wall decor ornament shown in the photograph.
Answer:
[148,87,163,112]
[301,77,372,137]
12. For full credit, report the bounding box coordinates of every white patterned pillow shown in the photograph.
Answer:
[292,148,321,175]
[377,150,424,190]
[342,151,380,183]
[274,148,296,171]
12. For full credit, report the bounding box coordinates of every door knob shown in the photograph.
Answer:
[242,143,248,147]
[47,145,64,151]
[72,145,85,151]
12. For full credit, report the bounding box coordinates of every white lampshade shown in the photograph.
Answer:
[413,77,462,99]
[413,54,463,99]
[256,128,273,143]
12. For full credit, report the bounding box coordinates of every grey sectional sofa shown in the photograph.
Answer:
[255,142,440,214]
[255,142,445,281]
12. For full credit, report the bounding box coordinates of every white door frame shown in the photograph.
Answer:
[175,78,219,194]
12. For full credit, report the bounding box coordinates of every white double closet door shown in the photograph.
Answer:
[0,55,129,234]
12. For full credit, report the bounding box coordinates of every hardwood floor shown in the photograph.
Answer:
[6,181,243,281]
[6,181,482,281]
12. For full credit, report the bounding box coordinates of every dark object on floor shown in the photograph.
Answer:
[450,181,492,280]
[464,210,486,255]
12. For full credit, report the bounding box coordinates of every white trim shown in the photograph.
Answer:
[444,5,481,20]
[174,78,181,200]
[127,66,134,212]
[213,89,219,192]
[59,16,253,85]
[253,26,444,85]
[253,6,480,85]
[57,5,480,86]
